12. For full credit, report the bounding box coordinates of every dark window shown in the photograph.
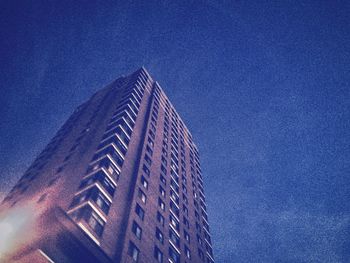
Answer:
[154,246,163,263]
[185,245,191,259]
[170,201,179,217]
[143,164,150,176]
[92,145,124,167]
[169,246,180,263]
[160,174,166,185]
[146,145,153,156]
[156,227,164,244]
[70,206,105,237]
[79,171,115,196]
[132,221,142,239]
[184,230,190,243]
[98,135,127,155]
[135,203,145,220]
[144,154,152,166]
[169,228,180,247]
[157,212,165,226]
[128,241,140,262]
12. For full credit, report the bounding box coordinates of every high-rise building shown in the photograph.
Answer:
[0,68,214,263]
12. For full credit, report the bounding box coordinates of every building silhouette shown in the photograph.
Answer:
[0,68,214,263]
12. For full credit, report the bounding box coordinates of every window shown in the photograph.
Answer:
[169,228,180,247]
[79,170,115,196]
[161,156,167,166]
[86,210,105,237]
[95,191,111,214]
[143,164,150,176]
[206,242,214,257]
[182,184,187,194]
[92,145,124,167]
[170,201,179,217]
[148,136,154,147]
[86,158,120,181]
[157,212,164,226]
[154,246,163,263]
[170,189,179,204]
[128,241,140,262]
[184,217,190,229]
[158,198,165,211]
[155,227,164,244]
[103,126,130,145]
[159,186,166,197]
[196,222,201,232]
[160,174,166,185]
[170,179,179,193]
[183,205,189,216]
[141,176,148,189]
[183,194,188,204]
[149,129,156,139]
[135,204,145,220]
[204,231,212,244]
[185,245,191,259]
[70,206,105,237]
[71,187,111,214]
[195,211,200,220]
[146,145,153,156]
[197,234,203,246]
[138,188,147,204]
[184,230,190,243]
[198,248,204,260]
[169,246,180,263]
[162,147,167,157]
[144,154,152,166]
[132,221,142,239]
[160,165,167,175]
[98,134,127,155]
[169,214,179,231]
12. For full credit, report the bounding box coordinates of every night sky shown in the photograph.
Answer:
[1,1,350,262]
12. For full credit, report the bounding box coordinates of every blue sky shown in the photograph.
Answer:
[1,1,349,262]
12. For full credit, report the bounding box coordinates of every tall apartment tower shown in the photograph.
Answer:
[0,68,214,263]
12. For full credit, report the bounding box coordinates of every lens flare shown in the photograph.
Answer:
[0,205,36,259]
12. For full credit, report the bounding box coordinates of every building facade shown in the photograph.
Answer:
[0,68,214,263]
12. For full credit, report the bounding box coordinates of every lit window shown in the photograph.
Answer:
[169,214,179,231]
[141,176,148,189]
[158,198,165,211]
[138,188,147,204]
[159,186,166,197]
